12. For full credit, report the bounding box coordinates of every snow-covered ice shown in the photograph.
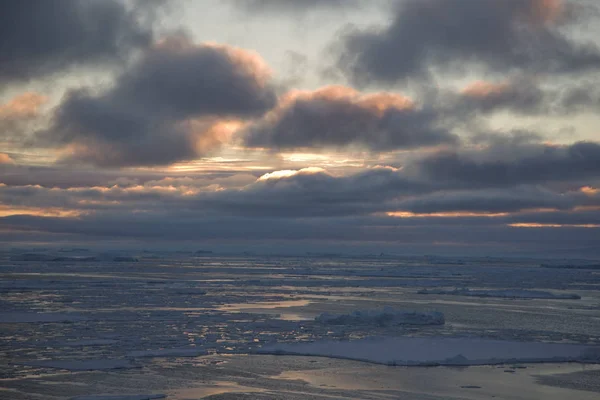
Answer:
[315,307,445,326]
[258,337,600,366]
[417,288,581,299]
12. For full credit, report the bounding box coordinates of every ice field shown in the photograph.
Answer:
[1,250,600,399]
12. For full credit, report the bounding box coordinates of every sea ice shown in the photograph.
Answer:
[21,359,138,371]
[315,307,445,326]
[0,312,87,323]
[417,288,581,299]
[58,339,119,347]
[258,337,600,366]
[127,347,208,358]
[70,395,166,400]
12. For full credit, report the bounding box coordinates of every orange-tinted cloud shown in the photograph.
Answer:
[279,86,414,114]
[461,81,511,99]
[529,0,563,24]
[0,153,15,164]
[509,223,600,228]
[387,211,509,218]
[0,92,47,119]
[155,36,273,88]
[244,85,456,151]
[580,186,599,195]
[0,205,83,218]
[42,36,277,167]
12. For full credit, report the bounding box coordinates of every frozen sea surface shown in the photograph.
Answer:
[1,251,600,399]
[258,336,599,366]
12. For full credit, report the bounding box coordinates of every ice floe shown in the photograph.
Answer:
[258,337,600,366]
[315,307,445,326]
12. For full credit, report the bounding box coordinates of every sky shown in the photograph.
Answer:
[1,0,600,256]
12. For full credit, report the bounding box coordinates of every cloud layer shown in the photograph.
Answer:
[40,37,277,167]
[337,0,600,85]
[243,86,458,151]
[0,0,158,85]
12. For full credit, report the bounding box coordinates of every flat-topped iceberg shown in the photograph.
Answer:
[315,307,445,326]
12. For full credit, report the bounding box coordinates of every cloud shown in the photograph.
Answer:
[4,156,597,221]
[336,0,600,85]
[418,140,600,187]
[0,92,48,146]
[1,152,599,254]
[243,85,458,151]
[395,186,584,214]
[453,79,546,115]
[233,0,361,14]
[3,210,599,256]
[0,93,48,119]
[0,154,14,165]
[0,0,159,86]
[39,36,277,167]
[432,78,600,117]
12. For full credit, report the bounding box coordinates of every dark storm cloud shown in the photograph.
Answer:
[0,0,159,85]
[418,141,600,187]
[198,167,428,217]
[243,86,458,151]
[199,170,599,217]
[40,36,277,167]
[2,159,598,220]
[448,79,546,116]
[1,151,599,254]
[554,80,600,112]
[0,167,425,217]
[434,78,600,118]
[0,163,245,189]
[336,0,600,85]
[397,186,582,214]
[508,209,600,225]
[3,211,599,257]
[0,92,48,146]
